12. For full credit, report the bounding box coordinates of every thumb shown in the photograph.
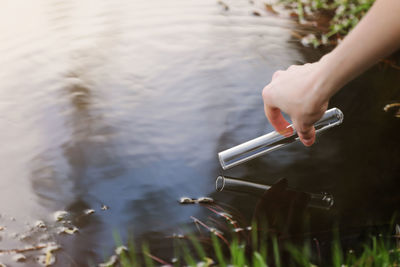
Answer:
[264,105,293,136]
[292,120,316,146]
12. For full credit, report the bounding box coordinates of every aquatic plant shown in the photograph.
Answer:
[276,0,375,47]
[102,216,400,266]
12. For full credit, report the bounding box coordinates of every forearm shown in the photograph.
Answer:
[318,0,400,100]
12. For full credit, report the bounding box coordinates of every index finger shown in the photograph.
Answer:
[263,104,293,137]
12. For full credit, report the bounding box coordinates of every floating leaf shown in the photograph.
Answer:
[179,197,196,204]
[57,226,79,235]
[197,197,214,204]
[53,211,69,222]
[84,209,95,215]
[35,220,46,229]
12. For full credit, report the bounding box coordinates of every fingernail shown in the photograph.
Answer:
[302,138,314,147]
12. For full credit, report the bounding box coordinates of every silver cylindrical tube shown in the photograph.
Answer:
[218,108,343,170]
[216,176,334,210]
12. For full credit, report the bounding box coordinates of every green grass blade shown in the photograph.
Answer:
[142,243,155,267]
[211,233,226,267]
[253,252,267,267]
[188,234,206,261]
[272,236,281,267]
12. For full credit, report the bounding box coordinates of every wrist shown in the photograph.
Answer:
[314,52,346,101]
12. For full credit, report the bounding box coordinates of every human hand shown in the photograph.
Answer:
[262,61,332,146]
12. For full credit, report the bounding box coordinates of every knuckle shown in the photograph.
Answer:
[272,70,282,79]
[262,87,270,99]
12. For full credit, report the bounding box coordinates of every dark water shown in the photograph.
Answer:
[0,0,399,265]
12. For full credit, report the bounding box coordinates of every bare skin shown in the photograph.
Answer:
[262,0,400,146]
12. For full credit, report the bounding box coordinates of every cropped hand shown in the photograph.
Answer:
[262,0,400,147]
[262,62,330,146]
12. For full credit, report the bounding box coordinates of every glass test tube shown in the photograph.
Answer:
[216,175,334,210]
[218,108,344,170]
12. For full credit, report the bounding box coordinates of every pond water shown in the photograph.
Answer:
[0,0,399,265]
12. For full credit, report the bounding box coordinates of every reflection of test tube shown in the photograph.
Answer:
[215,176,334,210]
[218,108,344,170]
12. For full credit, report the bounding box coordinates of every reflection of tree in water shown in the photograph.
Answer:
[29,69,124,265]
[26,0,131,264]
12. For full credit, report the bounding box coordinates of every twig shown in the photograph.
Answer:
[190,216,229,246]
[0,245,47,254]
[144,252,172,266]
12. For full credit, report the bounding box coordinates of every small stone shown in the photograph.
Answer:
[101,204,109,210]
